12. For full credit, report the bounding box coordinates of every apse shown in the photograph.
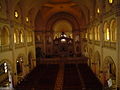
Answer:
[52,19,73,39]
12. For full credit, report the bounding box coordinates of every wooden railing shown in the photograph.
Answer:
[103,41,116,49]
[0,45,12,52]
[36,56,88,64]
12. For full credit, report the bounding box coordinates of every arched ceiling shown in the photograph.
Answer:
[6,0,96,30]
[53,20,72,32]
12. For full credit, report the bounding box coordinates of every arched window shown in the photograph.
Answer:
[14,4,22,22]
[95,26,98,40]
[97,25,100,40]
[1,26,9,45]
[14,29,19,44]
[89,28,93,40]
[27,31,33,42]
[110,19,116,42]
[104,22,110,41]
[19,30,24,43]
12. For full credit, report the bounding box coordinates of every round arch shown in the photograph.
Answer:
[46,12,80,31]
[103,21,110,41]
[19,29,24,43]
[103,56,116,88]
[1,26,10,45]
[14,29,19,44]
[110,19,116,42]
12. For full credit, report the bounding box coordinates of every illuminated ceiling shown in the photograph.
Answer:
[53,20,73,32]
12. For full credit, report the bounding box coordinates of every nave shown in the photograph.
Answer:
[15,64,103,90]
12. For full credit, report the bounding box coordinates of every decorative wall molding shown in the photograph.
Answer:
[0,17,34,29]
[0,45,12,52]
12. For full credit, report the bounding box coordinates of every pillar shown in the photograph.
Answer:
[116,10,120,89]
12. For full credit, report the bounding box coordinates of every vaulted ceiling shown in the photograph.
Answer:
[6,0,97,30]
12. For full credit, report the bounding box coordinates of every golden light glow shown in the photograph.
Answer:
[109,0,113,4]
[97,8,100,14]
[20,31,24,42]
[4,63,8,73]
[26,17,29,22]
[61,39,66,42]
[106,28,110,40]
[85,33,88,39]
[14,11,19,18]
[14,33,17,43]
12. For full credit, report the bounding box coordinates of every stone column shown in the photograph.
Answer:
[100,20,105,84]
[43,31,46,55]
[9,22,18,87]
[32,28,36,68]
[23,26,29,76]
[116,12,120,89]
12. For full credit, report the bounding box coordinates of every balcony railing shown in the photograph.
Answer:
[35,41,43,44]
[103,41,116,49]
[27,42,33,46]
[0,45,12,52]
[15,43,25,48]
[94,40,100,46]
[36,56,88,64]
[88,40,93,44]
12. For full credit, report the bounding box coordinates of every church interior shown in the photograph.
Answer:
[0,0,120,90]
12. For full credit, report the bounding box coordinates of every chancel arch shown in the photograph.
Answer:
[52,19,73,39]
[41,12,81,57]
[46,12,80,31]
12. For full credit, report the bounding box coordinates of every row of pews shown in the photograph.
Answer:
[15,64,59,90]
[15,64,103,90]
[78,64,103,90]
